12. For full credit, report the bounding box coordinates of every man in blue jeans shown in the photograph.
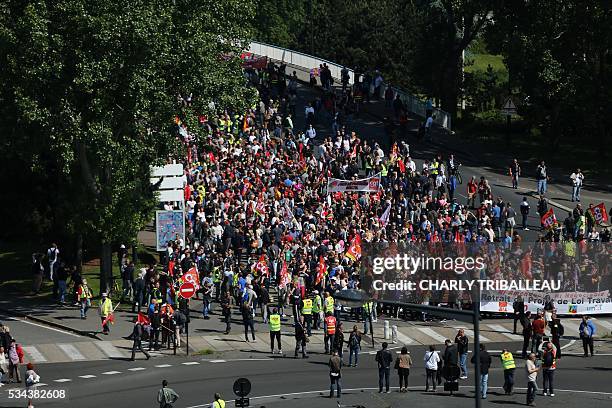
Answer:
[455,329,469,379]
[536,161,547,195]
[375,342,393,393]
[471,343,492,399]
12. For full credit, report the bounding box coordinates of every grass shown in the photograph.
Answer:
[465,53,506,75]
[193,348,214,356]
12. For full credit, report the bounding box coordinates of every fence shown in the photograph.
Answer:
[248,41,452,131]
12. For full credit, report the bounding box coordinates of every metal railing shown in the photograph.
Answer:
[248,41,452,131]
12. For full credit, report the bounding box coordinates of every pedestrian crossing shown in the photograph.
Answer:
[18,318,612,364]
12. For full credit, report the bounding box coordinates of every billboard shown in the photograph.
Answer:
[155,210,185,251]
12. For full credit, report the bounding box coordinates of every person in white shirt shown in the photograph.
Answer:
[306,124,316,140]
[570,169,584,202]
[424,345,441,392]
[47,243,59,280]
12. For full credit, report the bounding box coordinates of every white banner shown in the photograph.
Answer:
[480,290,612,315]
[327,173,381,193]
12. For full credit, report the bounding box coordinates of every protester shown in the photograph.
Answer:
[348,325,362,367]
[329,350,342,398]
[471,344,492,399]
[541,341,557,397]
[500,348,516,395]
[454,329,469,379]
[375,342,393,393]
[395,346,412,392]
[424,345,440,392]
[579,315,596,357]
[525,353,540,406]
[157,380,179,408]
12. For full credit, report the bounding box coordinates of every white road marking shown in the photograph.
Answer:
[595,319,612,332]
[23,346,47,362]
[561,339,576,350]
[394,329,414,345]
[182,362,200,365]
[155,364,172,368]
[78,375,96,379]
[94,341,124,359]
[417,327,447,343]
[454,327,490,342]
[184,386,612,408]
[58,344,86,360]
[562,320,581,336]
[128,367,146,371]
[19,319,81,338]
[487,324,522,340]
[209,359,226,363]
[37,383,48,387]
[53,379,72,383]
[101,371,121,375]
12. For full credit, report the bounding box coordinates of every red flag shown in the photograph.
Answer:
[540,208,557,230]
[167,260,175,276]
[102,313,115,327]
[255,255,269,277]
[345,234,362,261]
[520,252,532,279]
[315,256,327,285]
[589,202,609,225]
[183,267,200,290]
[398,159,406,174]
[280,260,290,286]
[137,312,150,325]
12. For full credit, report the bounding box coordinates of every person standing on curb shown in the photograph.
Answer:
[579,315,596,357]
[329,350,342,399]
[424,345,440,392]
[471,343,492,399]
[525,353,540,406]
[395,346,412,392]
[375,342,393,393]
[570,169,584,202]
[157,380,179,408]
[519,198,530,231]
[455,329,469,379]
[220,290,232,335]
[536,161,547,195]
[510,158,521,189]
[500,348,516,395]
[268,307,282,354]
[211,393,225,408]
[541,342,557,397]
[294,315,308,358]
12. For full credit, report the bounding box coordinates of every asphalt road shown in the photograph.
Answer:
[0,314,85,345]
[2,340,611,408]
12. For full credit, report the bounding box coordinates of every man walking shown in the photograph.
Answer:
[130,319,150,361]
[455,329,469,379]
[99,293,113,335]
[510,158,521,189]
[471,344,491,399]
[521,311,533,359]
[329,350,342,399]
[531,313,545,357]
[375,342,393,393]
[519,198,530,231]
[579,315,596,357]
[570,169,584,202]
[525,353,540,406]
[157,380,179,408]
[294,315,308,358]
[536,161,547,195]
[324,312,337,354]
[500,349,516,395]
[513,295,525,334]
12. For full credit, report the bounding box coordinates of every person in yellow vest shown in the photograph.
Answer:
[269,308,282,354]
[301,296,313,336]
[312,290,323,330]
[77,279,93,319]
[211,392,225,408]
[500,348,516,395]
[324,291,334,315]
[99,293,113,335]
[362,301,374,335]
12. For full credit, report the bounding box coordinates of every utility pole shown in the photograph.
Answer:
[474,286,481,408]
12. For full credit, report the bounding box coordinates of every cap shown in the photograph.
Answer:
[101,292,107,297]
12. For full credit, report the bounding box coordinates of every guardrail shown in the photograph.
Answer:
[248,41,452,131]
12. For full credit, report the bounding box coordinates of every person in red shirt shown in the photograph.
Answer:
[531,313,546,357]
[467,176,477,208]
[324,312,337,355]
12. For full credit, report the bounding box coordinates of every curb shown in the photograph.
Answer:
[0,307,101,340]
[527,192,572,213]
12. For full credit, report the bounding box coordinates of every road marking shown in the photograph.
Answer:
[562,320,581,336]
[23,346,47,362]
[184,386,612,408]
[101,371,121,375]
[182,362,200,365]
[394,330,414,345]
[561,340,575,350]
[417,327,447,343]
[78,375,96,379]
[58,344,86,360]
[487,324,522,340]
[209,359,226,363]
[453,327,490,342]
[94,341,125,359]
[595,319,612,332]
[19,319,81,338]
[53,379,72,383]
[37,383,48,387]
[155,364,172,368]
[128,367,146,371]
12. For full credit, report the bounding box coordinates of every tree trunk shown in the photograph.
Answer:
[100,242,113,296]
[75,233,83,273]
[440,50,462,120]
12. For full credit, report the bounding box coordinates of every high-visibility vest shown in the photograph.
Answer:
[269,314,281,332]
[302,299,313,315]
[213,399,226,408]
[100,299,113,317]
[363,301,373,314]
[431,162,439,175]
[381,164,388,177]
[500,352,516,370]
[325,316,337,334]
[325,297,335,313]
[312,296,322,313]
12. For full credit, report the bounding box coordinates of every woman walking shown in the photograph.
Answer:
[396,346,413,392]
[25,362,40,408]
[424,345,440,392]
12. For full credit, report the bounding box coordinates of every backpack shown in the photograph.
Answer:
[349,333,359,348]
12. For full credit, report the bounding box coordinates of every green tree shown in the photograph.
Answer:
[255,0,306,49]
[0,0,255,292]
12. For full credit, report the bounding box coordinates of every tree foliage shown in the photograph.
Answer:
[0,0,254,278]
